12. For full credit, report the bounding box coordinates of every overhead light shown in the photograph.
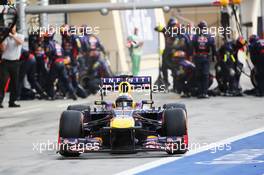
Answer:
[100,8,109,16]
[163,6,170,13]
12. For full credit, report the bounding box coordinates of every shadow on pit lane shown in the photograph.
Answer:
[54,152,184,160]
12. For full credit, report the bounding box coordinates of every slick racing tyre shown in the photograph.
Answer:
[59,111,84,157]
[163,103,186,113]
[79,74,90,90]
[163,108,188,154]
[67,105,90,112]
[76,85,88,98]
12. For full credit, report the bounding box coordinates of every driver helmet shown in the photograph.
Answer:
[115,94,133,108]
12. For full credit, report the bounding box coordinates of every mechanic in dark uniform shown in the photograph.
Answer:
[33,44,49,92]
[79,25,107,78]
[249,35,259,67]
[81,31,106,66]
[78,24,90,71]
[60,25,87,98]
[18,49,47,99]
[154,18,178,87]
[250,36,264,96]
[28,23,47,90]
[43,32,77,100]
[249,35,260,96]
[192,21,216,98]
[81,29,106,55]
[170,26,193,95]
[61,24,81,74]
[84,48,112,95]
[28,31,44,53]
[216,39,241,95]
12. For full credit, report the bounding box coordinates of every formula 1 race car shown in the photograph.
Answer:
[58,76,188,157]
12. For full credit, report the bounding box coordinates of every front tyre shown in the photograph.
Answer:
[59,110,83,157]
[163,108,188,154]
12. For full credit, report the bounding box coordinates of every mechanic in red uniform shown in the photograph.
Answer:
[250,36,264,96]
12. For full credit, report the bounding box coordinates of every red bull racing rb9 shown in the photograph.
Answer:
[58,76,188,157]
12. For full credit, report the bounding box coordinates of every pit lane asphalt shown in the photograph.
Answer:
[0,77,263,175]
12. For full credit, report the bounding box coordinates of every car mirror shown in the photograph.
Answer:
[142,100,154,105]
[94,100,107,106]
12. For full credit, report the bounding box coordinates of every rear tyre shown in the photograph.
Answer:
[163,108,188,154]
[59,111,83,157]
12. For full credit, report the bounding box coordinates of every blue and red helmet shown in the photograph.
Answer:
[198,20,208,29]
[167,18,178,27]
[249,34,259,44]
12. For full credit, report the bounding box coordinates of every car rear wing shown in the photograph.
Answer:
[100,75,153,101]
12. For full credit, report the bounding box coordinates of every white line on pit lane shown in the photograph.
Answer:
[116,127,264,175]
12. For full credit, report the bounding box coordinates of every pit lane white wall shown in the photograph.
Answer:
[240,0,262,36]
